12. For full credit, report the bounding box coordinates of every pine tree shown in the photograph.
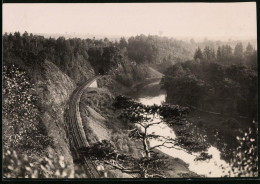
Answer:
[194,47,203,61]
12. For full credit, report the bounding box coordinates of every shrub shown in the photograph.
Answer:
[3,148,89,178]
[3,64,52,153]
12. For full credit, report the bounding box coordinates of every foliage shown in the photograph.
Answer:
[111,132,140,158]
[79,140,121,161]
[229,121,258,177]
[3,64,52,153]
[79,140,168,178]
[111,95,210,177]
[4,32,184,87]
[127,35,193,64]
[193,47,203,61]
[3,32,125,84]
[219,121,258,177]
[163,61,257,118]
[88,46,126,73]
[3,148,88,178]
[193,42,257,69]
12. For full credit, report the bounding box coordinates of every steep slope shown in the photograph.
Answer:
[80,88,113,144]
[79,87,133,178]
[67,55,95,85]
[97,62,164,96]
[146,66,164,78]
[79,85,199,178]
[35,60,76,170]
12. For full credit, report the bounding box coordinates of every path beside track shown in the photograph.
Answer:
[65,76,101,178]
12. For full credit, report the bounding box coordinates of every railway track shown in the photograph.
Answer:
[65,76,102,178]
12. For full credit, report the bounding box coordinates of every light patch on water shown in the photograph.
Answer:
[139,94,166,106]
[89,80,98,88]
[150,140,232,177]
[138,95,232,177]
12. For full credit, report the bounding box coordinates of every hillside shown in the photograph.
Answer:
[97,62,164,96]
[3,60,81,177]
[78,85,199,178]
[36,61,76,170]
[3,32,257,178]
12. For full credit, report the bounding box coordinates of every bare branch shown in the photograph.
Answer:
[146,121,163,128]
[135,122,146,128]
[103,160,140,174]
[149,139,179,151]
[128,128,138,132]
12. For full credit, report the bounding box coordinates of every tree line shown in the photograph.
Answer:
[162,60,257,119]
[3,32,196,83]
[193,42,257,70]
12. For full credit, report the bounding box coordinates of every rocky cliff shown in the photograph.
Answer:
[35,60,77,170]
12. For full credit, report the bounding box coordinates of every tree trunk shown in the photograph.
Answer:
[143,128,150,158]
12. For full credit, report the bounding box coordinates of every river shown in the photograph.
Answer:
[126,79,233,177]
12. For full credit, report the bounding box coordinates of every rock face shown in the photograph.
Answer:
[67,55,95,85]
[36,60,77,170]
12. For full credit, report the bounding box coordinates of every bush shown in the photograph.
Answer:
[3,64,52,153]
[221,121,258,177]
[3,148,89,178]
[111,132,140,158]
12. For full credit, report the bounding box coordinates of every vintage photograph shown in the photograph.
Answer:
[2,2,258,179]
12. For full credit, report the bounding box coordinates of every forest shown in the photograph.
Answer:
[2,31,258,178]
[162,59,257,118]
[161,44,257,174]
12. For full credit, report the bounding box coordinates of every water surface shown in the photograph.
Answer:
[127,79,232,177]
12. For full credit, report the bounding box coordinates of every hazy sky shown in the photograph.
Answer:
[3,3,257,39]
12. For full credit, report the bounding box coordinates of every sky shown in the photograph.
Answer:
[3,3,257,40]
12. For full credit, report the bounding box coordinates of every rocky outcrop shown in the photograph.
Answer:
[67,55,95,85]
[36,60,76,170]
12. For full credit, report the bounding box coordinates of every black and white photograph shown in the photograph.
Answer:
[2,1,258,179]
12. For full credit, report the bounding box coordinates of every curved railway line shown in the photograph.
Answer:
[65,76,102,178]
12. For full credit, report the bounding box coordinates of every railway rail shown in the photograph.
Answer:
[65,76,102,178]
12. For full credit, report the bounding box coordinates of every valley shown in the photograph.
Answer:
[3,31,257,178]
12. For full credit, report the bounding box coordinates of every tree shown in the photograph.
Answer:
[79,96,211,178]
[222,121,258,177]
[245,42,253,56]
[233,42,244,64]
[3,65,52,153]
[217,46,222,61]
[194,47,203,61]
[234,42,244,58]
[203,46,211,60]
[246,50,257,70]
[210,47,216,59]
[107,96,210,177]
[119,37,128,49]
[3,148,92,178]
[163,64,210,107]
[216,45,233,64]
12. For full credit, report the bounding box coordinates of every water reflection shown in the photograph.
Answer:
[139,94,166,106]
[128,79,232,177]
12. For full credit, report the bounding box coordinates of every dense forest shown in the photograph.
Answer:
[193,43,257,69]
[161,44,257,171]
[3,32,258,178]
[3,32,195,81]
[163,44,257,118]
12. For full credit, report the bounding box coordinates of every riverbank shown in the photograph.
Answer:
[80,83,200,178]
